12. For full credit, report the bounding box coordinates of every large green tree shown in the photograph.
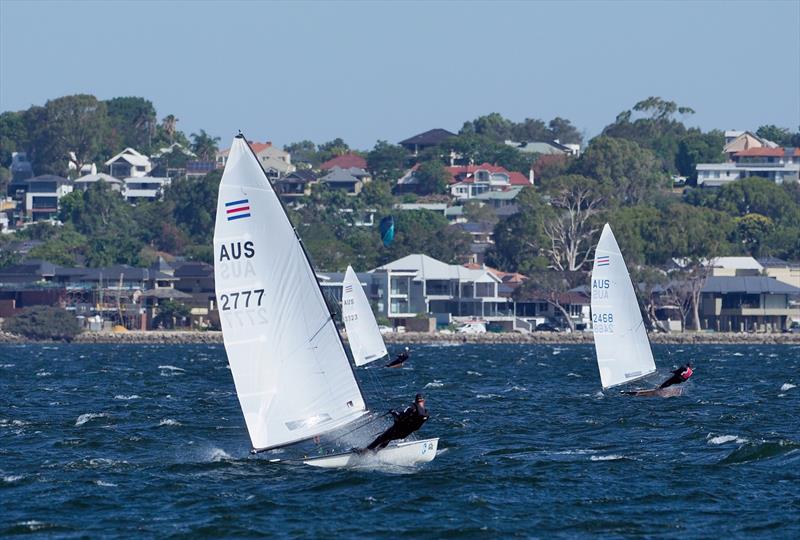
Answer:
[414,161,450,195]
[367,140,407,182]
[105,97,157,153]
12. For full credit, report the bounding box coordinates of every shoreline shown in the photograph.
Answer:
[1,330,799,345]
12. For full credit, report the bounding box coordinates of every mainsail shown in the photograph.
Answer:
[213,136,366,451]
[341,266,388,366]
[591,223,656,389]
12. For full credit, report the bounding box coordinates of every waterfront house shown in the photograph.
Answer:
[696,147,800,186]
[122,176,171,202]
[723,130,778,160]
[105,148,152,179]
[699,276,800,332]
[448,163,532,200]
[74,172,123,192]
[757,257,800,287]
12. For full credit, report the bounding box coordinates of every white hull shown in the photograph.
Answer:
[302,438,439,469]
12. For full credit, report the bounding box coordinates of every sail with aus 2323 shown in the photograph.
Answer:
[213,136,366,451]
[591,223,656,389]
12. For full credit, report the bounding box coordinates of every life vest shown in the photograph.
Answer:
[681,366,693,380]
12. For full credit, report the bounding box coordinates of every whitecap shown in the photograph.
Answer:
[208,448,232,462]
[506,385,527,392]
[707,434,747,445]
[158,419,182,427]
[114,394,140,401]
[476,393,501,399]
[780,383,796,392]
[75,413,108,426]
[158,365,185,372]
[94,480,117,487]
[2,474,25,483]
[466,370,482,376]
[424,381,444,388]
[35,371,52,377]
[11,419,29,426]
[590,454,625,461]
[0,363,15,368]
[567,372,582,378]
[16,521,48,531]
[733,352,744,357]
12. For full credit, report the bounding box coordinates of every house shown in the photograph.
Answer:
[73,172,123,192]
[505,140,580,156]
[319,166,371,195]
[473,186,524,216]
[186,160,216,179]
[455,222,495,264]
[723,130,778,159]
[105,148,152,179]
[697,147,800,187]
[699,276,800,332]
[370,253,510,325]
[511,286,591,329]
[757,257,800,287]
[275,170,318,197]
[23,175,73,221]
[216,141,294,180]
[448,163,532,200]
[399,128,457,155]
[319,153,367,171]
[122,176,171,203]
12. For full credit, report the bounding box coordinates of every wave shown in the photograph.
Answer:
[158,365,185,371]
[707,434,748,445]
[158,419,182,427]
[75,413,108,426]
[590,454,626,461]
[466,371,482,377]
[35,371,52,377]
[424,380,444,388]
[476,393,502,399]
[2,474,25,484]
[207,448,233,462]
[94,480,117,487]
[780,383,796,392]
[114,394,140,401]
[567,372,582,378]
[719,439,800,465]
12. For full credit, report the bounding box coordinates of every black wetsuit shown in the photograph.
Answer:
[659,365,693,389]
[386,351,409,368]
[366,402,428,451]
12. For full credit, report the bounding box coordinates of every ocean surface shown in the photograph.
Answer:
[1,343,799,538]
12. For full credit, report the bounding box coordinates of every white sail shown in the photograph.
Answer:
[591,223,656,389]
[213,136,366,451]
[342,266,388,366]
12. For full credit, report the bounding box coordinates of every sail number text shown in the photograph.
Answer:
[219,289,265,311]
[592,312,614,334]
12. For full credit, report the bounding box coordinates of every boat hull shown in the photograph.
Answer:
[303,437,439,469]
[622,386,684,398]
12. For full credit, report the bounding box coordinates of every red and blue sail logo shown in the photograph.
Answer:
[596,256,610,267]
[344,285,353,293]
[225,199,251,221]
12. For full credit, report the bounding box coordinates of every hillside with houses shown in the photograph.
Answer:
[0,94,799,337]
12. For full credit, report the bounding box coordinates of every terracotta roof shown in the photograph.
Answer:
[735,147,800,157]
[320,153,367,171]
[249,142,272,154]
[446,163,530,185]
[463,263,528,284]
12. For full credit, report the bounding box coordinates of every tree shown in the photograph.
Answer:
[675,130,725,180]
[190,129,220,160]
[165,169,222,245]
[367,140,407,182]
[318,138,350,162]
[629,265,669,332]
[385,211,471,265]
[4,306,82,341]
[105,97,157,153]
[755,125,794,146]
[486,188,550,273]
[573,136,668,205]
[547,117,582,145]
[31,95,108,175]
[0,110,30,168]
[460,112,514,141]
[733,213,774,257]
[542,175,605,271]
[415,161,450,195]
[284,140,319,168]
[513,271,584,331]
[152,300,191,329]
[26,225,88,266]
[632,96,695,120]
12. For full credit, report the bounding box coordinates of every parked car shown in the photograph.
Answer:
[535,322,562,333]
[457,321,487,334]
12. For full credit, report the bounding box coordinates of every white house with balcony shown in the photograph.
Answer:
[122,176,171,203]
[105,148,152,179]
[697,147,800,187]
[23,175,73,221]
[370,254,509,325]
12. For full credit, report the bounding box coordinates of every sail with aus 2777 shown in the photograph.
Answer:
[213,135,367,452]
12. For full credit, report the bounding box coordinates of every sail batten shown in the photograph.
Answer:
[591,223,657,389]
[214,136,366,450]
[341,266,388,366]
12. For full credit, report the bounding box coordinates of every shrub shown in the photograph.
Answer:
[4,306,82,341]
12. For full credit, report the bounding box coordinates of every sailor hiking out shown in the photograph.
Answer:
[386,347,410,368]
[659,363,693,389]
[363,394,429,452]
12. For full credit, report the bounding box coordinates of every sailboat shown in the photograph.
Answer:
[341,265,388,367]
[591,223,681,397]
[213,135,438,467]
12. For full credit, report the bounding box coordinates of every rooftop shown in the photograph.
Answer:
[320,153,367,171]
[703,276,800,295]
[399,128,457,147]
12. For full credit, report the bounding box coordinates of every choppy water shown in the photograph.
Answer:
[2,343,799,538]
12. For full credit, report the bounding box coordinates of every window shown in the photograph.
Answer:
[136,165,146,172]
[426,280,450,295]
[390,298,409,314]
[475,282,495,298]
[390,276,409,295]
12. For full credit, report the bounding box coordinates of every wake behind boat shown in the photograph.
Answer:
[213,135,437,468]
[591,223,682,398]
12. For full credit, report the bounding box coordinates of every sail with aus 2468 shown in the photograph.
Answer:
[213,136,366,451]
[342,265,388,366]
[591,223,656,389]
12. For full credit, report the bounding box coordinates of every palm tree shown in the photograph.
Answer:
[191,129,221,160]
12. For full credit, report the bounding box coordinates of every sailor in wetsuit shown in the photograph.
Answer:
[659,362,693,389]
[386,347,410,368]
[364,393,429,451]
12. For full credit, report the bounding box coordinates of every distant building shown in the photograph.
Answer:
[505,140,580,156]
[396,162,532,197]
[757,257,800,288]
[275,170,318,197]
[105,148,152,179]
[399,128,457,155]
[696,147,800,187]
[723,130,778,160]
[122,176,171,202]
[23,175,73,221]
[319,166,371,195]
[216,141,294,180]
[74,172,123,192]
[319,153,367,171]
[700,276,800,332]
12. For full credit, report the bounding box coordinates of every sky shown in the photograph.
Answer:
[1,0,799,150]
